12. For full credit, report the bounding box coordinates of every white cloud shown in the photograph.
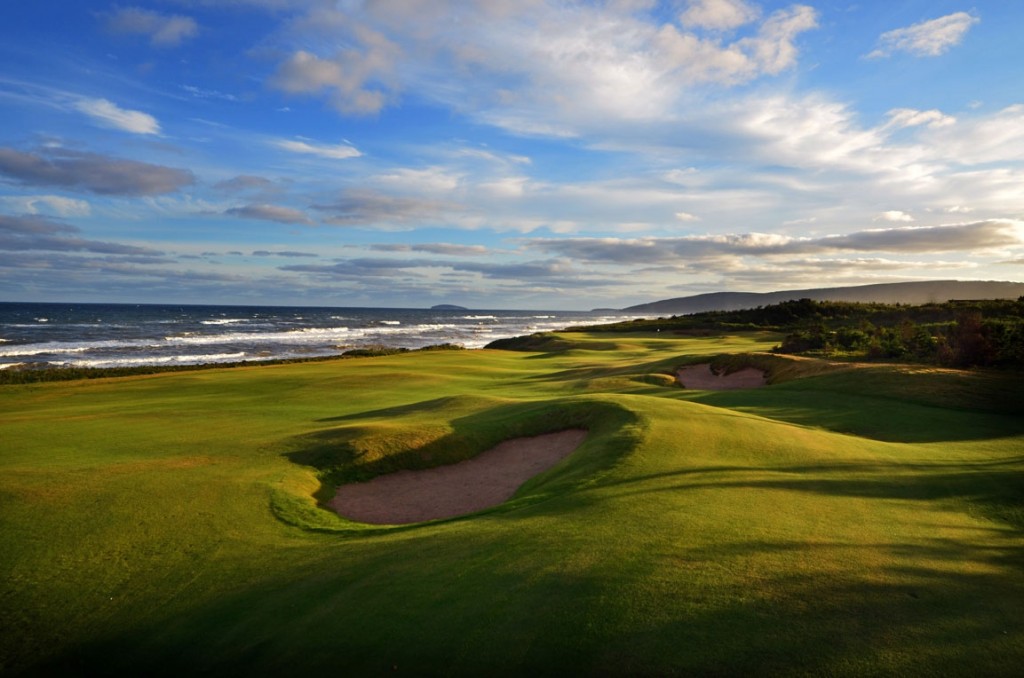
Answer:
[653,27,754,86]
[679,0,759,31]
[479,177,529,198]
[884,108,956,130]
[675,211,700,222]
[876,210,914,223]
[664,168,702,185]
[453,148,531,166]
[737,94,888,170]
[270,28,401,115]
[272,138,362,159]
[868,12,979,59]
[922,104,1024,165]
[655,4,817,87]
[372,167,461,194]
[336,92,1024,243]
[73,98,160,135]
[106,7,199,47]
[703,94,1024,220]
[737,4,818,75]
[0,194,91,217]
[268,2,818,132]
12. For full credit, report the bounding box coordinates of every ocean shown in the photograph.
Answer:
[0,302,630,370]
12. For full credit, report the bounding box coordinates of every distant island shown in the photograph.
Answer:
[430,304,468,311]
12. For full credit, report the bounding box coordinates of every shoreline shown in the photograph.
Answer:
[0,302,630,374]
[0,343,469,385]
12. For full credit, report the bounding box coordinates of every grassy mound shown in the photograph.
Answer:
[485,331,578,351]
[2,332,1022,675]
[276,395,643,531]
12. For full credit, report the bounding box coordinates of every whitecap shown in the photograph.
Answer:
[0,339,164,357]
[61,352,248,369]
[200,318,248,325]
[164,326,353,346]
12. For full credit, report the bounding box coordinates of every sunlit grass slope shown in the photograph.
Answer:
[2,331,1022,676]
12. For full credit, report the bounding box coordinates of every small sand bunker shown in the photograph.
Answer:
[677,363,766,390]
[329,429,588,525]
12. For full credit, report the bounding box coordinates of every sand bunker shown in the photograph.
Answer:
[677,363,767,390]
[329,429,588,525]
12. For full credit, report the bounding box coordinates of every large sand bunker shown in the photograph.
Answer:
[330,429,588,525]
[677,363,767,390]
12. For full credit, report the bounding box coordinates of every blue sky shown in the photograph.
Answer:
[1,0,1023,310]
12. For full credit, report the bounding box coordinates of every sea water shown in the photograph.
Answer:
[0,302,629,369]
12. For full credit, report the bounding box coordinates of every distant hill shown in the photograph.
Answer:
[622,280,1024,315]
[430,304,468,311]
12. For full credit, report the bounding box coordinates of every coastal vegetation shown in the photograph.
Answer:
[2,327,1022,675]
[569,297,1024,367]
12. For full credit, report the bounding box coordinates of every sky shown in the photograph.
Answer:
[1,0,1023,310]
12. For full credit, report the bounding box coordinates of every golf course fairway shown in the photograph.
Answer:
[2,331,1023,675]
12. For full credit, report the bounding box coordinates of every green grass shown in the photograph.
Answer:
[2,331,1023,676]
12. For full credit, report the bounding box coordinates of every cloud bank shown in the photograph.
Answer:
[525,220,1024,263]
[106,6,199,47]
[0,213,163,255]
[0,147,194,196]
[224,204,312,224]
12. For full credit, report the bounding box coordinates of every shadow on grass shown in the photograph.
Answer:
[659,356,1024,443]
[597,456,1024,529]
[603,534,1024,676]
[312,394,512,424]
[682,387,1024,443]
[519,355,683,390]
[34,503,1024,677]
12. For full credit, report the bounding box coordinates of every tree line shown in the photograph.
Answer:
[576,297,1024,368]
